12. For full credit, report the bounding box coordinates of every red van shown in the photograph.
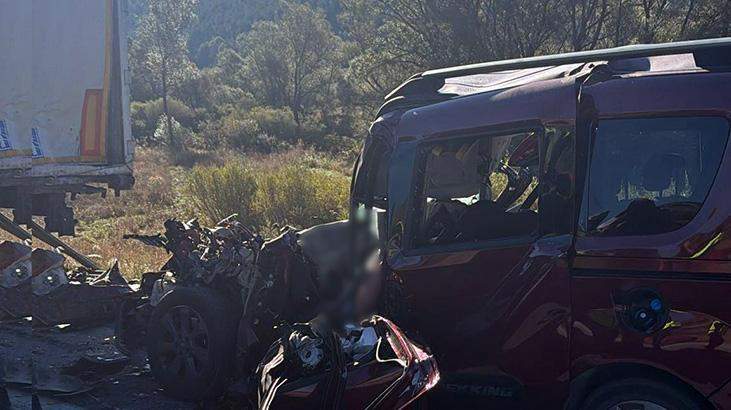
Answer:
[350,38,731,409]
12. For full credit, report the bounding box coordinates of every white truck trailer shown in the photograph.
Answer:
[0,0,134,236]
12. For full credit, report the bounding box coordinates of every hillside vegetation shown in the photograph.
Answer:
[127,0,730,158]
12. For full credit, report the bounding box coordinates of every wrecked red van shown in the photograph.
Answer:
[351,38,731,409]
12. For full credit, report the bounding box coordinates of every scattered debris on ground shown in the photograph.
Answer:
[0,319,194,409]
[0,237,188,409]
[0,240,136,327]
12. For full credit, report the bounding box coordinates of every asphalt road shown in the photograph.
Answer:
[0,320,195,410]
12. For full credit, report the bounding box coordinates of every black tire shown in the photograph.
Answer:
[147,286,237,401]
[580,377,705,410]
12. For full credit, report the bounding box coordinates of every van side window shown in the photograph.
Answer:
[584,117,729,236]
[414,131,540,247]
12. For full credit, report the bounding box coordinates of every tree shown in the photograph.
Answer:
[131,0,198,147]
[340,0,566,105]
[239,2,345,133]
[566,0,610,50]
[636,0,675,42]
[338,0,418,105]
[189,0,280,66]
[681,0,731,39]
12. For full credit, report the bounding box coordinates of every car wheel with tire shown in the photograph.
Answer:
[147,286,237,401]
[580,377,706,410]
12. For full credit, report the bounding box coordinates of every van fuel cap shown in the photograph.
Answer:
[613,288,669,334]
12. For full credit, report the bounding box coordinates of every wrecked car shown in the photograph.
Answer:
[257,315,438,409]
[117,215,424,404]
[120,38,731,410]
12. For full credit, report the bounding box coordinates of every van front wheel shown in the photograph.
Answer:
[147,287,236,401]
[580,378,705,410]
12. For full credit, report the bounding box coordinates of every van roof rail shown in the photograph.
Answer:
[422,37,731,78]
[384,37,731,102]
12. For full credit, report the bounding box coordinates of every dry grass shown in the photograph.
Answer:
[1,150,179,279]
[63,148,184,279]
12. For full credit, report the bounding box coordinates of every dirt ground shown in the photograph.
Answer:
[0,320,195,410]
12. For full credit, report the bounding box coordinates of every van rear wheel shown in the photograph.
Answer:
[580,378,705,410]
[147,287,236,401]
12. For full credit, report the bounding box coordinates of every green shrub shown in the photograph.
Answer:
[181,155,350,231]
[253,164,350,229]
[218,112,266,151]
[248,106,297,141]
[182,161,259,225]
[153,115,198,147]
[131,98,196,144]
[215,106,296,152]
[319,134,361,159]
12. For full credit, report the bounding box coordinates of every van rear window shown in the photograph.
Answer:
[584,117,729,236]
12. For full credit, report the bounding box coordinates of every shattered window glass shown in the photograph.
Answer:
[414,131,540,246]
[540,128,575,235]
[353,141,389,209]
[585,117,729,236]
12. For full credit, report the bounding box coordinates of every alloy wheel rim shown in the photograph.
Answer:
[158,305,211,379]
[612,401,667,410]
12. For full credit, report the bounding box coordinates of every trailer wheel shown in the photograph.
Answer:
[579,377,705,410]
[147,287,236,401]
